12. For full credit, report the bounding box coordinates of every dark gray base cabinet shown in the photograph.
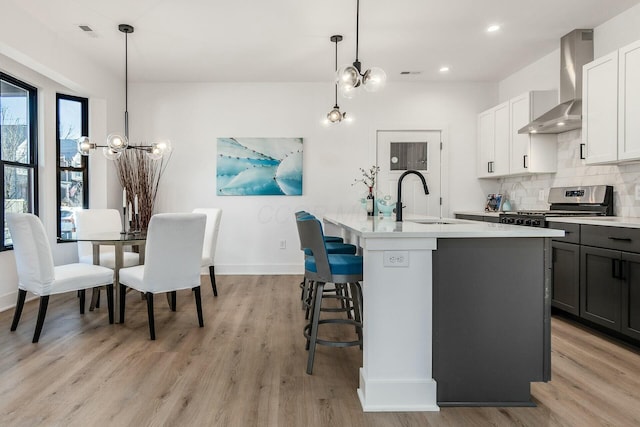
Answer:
[551,241,580,316]
[621,252,640,341]
[580,246,621,330]
[579,224,640,342]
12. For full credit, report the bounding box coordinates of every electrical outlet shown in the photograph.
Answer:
[383,251,409,267]
[538,190,545,202]
[635,184,640,201]
[279,240,286,249]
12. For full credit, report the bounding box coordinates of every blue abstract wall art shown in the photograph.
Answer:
[216,137,303,196]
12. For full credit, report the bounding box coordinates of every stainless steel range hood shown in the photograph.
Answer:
[519,29,593,134]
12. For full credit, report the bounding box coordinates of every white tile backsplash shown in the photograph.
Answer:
[498,129,640,216]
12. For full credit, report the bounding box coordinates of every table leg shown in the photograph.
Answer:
[89,244,101,311]
[114,243,124,323]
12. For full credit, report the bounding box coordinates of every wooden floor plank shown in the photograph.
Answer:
[0,275,639,426]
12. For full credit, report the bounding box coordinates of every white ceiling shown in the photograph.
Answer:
[9,0,640,83]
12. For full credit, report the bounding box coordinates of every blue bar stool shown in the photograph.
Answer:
[295,212,356,315]
[296,217,363,375]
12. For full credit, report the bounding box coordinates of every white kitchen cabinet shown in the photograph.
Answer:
[618,39,640,162]
[583,50,619,164]
[509,91,558,175]
[477,101,509,178]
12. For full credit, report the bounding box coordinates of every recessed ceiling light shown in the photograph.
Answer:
[487,24,501,33]
[439,66,450,73]
[558,122,565,126]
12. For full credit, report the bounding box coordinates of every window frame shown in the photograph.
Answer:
[1,72,38,252]
[56,93,89,242]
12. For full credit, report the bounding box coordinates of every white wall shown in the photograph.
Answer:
[498,50,559,102]
[0,7,123,311]
[130,81,495,274]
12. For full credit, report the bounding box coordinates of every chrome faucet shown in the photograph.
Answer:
[395,170,429,222]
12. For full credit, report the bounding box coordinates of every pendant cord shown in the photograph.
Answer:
[334,38,338,107]
[124,31,129,140]
[355,0,360,62]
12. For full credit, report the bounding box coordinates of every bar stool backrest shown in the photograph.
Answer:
[296,217,333,282]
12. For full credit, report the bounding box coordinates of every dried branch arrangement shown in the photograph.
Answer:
[115,147,171,231]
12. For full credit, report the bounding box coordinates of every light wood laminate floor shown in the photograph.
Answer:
[0,275,639,426]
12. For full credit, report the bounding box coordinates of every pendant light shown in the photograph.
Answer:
[77,24,171,160]
[336,0,386,99]
[326,35,349,124]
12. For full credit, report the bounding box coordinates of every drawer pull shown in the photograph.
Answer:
[608,237,632,242]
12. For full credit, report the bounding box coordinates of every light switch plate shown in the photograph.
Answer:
[383,251,409,267]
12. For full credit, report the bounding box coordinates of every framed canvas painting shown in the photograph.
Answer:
[216,137,303,196]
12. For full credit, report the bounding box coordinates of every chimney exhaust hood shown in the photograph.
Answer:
[519,29,593,135]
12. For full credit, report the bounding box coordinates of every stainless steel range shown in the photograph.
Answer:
[499,185,613,227]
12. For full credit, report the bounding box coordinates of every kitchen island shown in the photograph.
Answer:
[322,214,563,412]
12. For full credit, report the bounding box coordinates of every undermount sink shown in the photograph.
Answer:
[409,219,456,225]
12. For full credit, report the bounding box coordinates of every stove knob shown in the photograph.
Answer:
[500,217,507,223]
[525,219,532,226]
[508,218,515,224]
[532,219,541,227]
[516,219,523,225]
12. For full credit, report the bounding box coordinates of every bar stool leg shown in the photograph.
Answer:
[307,281,325,375]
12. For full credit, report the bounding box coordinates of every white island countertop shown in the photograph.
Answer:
[324,213,564,238]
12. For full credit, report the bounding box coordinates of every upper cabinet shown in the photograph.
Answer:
[477,101,509,178]
[583,51,619,164]
[509,91,558,175]
[477,90,557,179]
[618,40,640,162]
[583,39,640,164]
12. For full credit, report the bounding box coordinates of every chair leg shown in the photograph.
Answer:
[11,289,27,331]
[194,286,204,327]
[106,284,114,324]
[32,296,50,343]
[170,291,177,311]
[209,265,218,297]
[89,287,100,311]
[307,281,325,375]
[79,289,86,314]
[119,284,127,323]
[146,292,156,340]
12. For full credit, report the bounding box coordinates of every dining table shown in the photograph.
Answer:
[76,231,146,323]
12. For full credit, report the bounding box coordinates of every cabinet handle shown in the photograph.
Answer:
[523,154,529,169]
[488,161,494,173]
[612,259,621,279]
[580,143,586,160]
[608,237,632,242]
[620,260,627,281]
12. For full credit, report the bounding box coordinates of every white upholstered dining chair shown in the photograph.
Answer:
[75,208,141,309]
[119,213,206,340]
[75,209,141,268]
[192,208,222,296]
[7,213,115,343]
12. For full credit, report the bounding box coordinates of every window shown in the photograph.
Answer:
[56,94,88,241]
[1,73,38,251]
